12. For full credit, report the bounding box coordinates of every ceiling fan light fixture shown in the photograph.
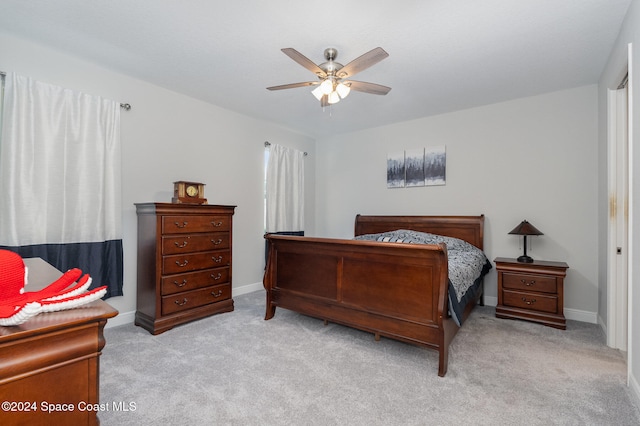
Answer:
[267,47,390,107]
[311,85,324,101]
[336,82,351,99]
[320,78,334,95]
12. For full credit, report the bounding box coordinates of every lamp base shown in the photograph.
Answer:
[517,255,534,263]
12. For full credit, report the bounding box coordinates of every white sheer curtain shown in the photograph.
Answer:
[265,143,304,233]
[0,73,123,297]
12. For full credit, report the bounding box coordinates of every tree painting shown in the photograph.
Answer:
[425,145,446,186]
[405,148,425,187]
[387,146,446,188]
[387,151,405,188]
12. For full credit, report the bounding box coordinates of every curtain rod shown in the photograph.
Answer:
[1,70,130,110]
[264,141,307,156]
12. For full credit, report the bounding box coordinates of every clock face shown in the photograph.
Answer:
[186,185,198,197]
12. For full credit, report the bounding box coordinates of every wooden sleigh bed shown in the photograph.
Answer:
[263,214,488,377]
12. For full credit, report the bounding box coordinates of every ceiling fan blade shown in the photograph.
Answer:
[281,48,327,78]
[337,47,389,79]
[267,82,319,91]
[347,80,391,95]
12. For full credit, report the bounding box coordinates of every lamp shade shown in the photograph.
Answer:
[327,91,340,104]
[336,82,351,99]
[508,220,543,236]
[320,79,334,95]
[311,86,324,101]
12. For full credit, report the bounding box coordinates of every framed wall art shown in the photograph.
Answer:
[386,151,405,188]
[387,146,446,188]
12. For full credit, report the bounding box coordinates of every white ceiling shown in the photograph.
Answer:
[0,0,632,138]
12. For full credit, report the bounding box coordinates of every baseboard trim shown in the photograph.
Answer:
[107,286,598,328]
[597,313,607,336]
[105,310,135,329]
[564,307,598,324]
[234,281,263,296]
[104,282,264,329]
[484,296,498,307]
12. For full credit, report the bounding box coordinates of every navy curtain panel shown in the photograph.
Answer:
[0,240,123,298]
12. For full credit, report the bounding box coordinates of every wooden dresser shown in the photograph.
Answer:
[135,203,235,335]
[495,257,569,329]
[0,258,118,426]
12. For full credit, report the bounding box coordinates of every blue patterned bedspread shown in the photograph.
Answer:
[354,229,492,325]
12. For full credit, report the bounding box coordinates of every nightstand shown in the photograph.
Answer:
[494,257,569,329]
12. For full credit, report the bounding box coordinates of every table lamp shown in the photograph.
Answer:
[508,220,543,263]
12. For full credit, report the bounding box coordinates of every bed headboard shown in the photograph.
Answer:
[354,214,485,250]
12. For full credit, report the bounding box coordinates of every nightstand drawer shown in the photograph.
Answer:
[502,272,557,294]
[503,289,558,313]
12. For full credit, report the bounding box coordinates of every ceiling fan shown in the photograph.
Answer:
[267,47,391,106]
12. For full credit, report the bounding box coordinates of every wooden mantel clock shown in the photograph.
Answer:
[172,181,207,204]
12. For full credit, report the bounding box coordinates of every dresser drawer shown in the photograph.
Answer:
[162,232,230,255]
[502,272,557,294]
[502,289,558,314]
[162,215,231,234]
[163,250,231,275]
[161,283,232,316]
[161,267,230,295]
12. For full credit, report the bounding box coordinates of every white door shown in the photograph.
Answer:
[607,79,629,353]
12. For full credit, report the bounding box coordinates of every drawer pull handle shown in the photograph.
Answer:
[175,260,189,267]
[211,238,223,245]
[211,290,223,298]
[520,279,536,286]
[521,297,536,305]
[211,221,223,227]
[174,221,188,228]
[174,241,188,248]
[173,279,187,287]
[174,298,188,306]
[212,256,223,263]
[211,273,222,280]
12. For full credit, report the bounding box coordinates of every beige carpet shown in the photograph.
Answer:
[100,291,640,425]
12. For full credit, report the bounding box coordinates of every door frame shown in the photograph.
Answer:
[606,43,633,388]
[607,82,629,353]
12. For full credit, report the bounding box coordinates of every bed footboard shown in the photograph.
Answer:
[263,234,456,376]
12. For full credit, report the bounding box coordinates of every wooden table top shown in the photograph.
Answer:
[0,258,118,339]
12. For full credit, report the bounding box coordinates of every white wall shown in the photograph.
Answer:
[315,85,599,321]
[598,0,640,406]
[0,32,316,325]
